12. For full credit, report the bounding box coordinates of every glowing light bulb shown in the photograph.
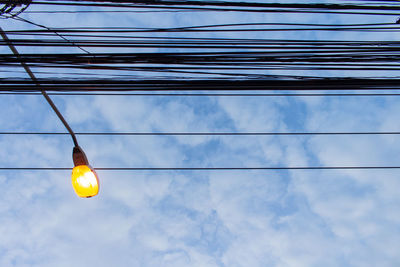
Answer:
[72,165,99,198]
[72,146,99,198]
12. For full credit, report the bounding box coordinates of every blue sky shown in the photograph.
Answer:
[1,1,400,266]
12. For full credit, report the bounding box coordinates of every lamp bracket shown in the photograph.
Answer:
[72,146,89,166]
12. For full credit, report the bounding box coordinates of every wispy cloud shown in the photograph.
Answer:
[1,1,400,266]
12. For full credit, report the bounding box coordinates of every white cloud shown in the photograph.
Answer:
[1,1,400,266]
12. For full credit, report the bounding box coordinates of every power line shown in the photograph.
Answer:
[1,166,400,171]
[1,78,400,91]
[3,38,400,48]
[1,131,400,136]
[11,15,92,54]
[1,32,398,79]
[23,10,202,13]
[1,51,399,79]
[26,1,400,16]
[2,92,400,97]
[2,38,400,48]
[6,22,398,29]
[3,24,399,34]
[4,32,400,44]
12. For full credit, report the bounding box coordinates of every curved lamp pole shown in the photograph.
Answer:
[0,27,99,198]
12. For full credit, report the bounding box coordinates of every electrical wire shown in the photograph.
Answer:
[3,38,400,48]
[1,166,400,171]
[5,31,400,43]
[23,10,201,13]
[0,131,400,136]
[1,49,399,80]
[26,1,400,16]
[2,92,400,97]
[1,29,399,80]
[3,24,400,33]
[1,1,400,175]
[11,15,92,54]
[1,78,399,92]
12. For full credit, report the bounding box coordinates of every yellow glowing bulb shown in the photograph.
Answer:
[71,165,99,198]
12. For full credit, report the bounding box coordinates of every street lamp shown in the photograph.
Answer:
[72,146,99,198]
[0,27,99,199]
